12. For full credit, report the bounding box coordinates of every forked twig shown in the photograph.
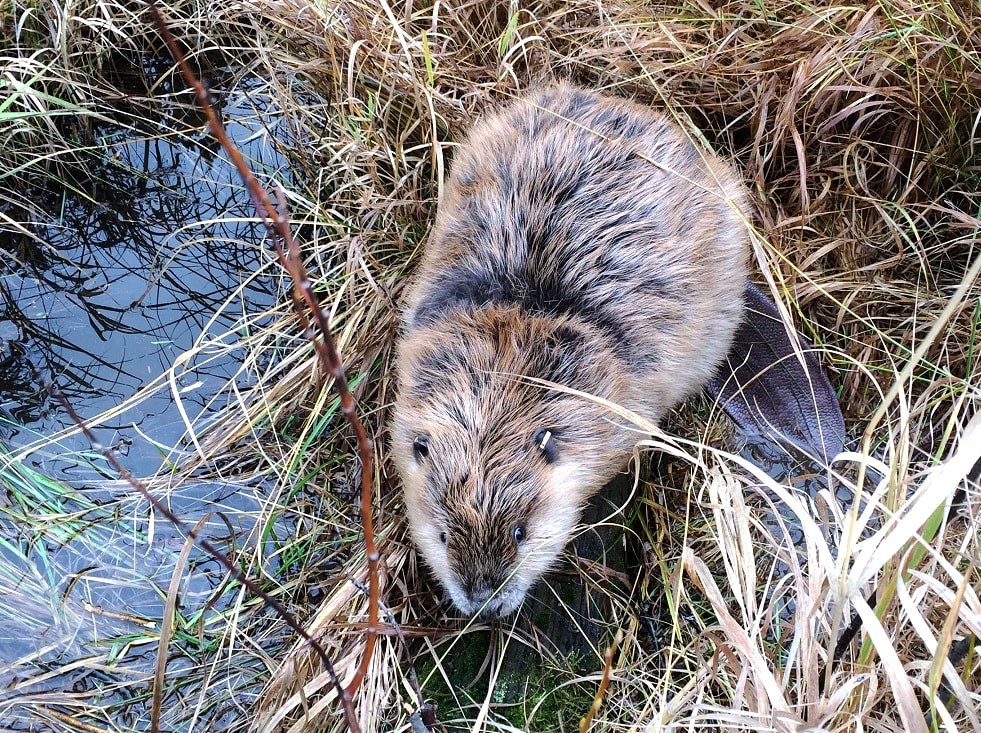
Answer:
[147,0,380,700]
[55,3,389,731]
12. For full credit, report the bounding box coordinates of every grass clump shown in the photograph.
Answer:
[1,0,980,731]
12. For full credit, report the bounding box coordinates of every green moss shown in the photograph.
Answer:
[499,658,588,731]
[416,630,590,731]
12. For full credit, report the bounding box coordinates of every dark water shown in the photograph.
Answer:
[0,75,300,723]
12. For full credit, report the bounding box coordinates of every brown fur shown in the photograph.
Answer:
[392,83,751,617]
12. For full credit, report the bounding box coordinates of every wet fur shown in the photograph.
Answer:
[392,84,751,617]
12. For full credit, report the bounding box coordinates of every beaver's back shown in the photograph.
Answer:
[403,84,750,417]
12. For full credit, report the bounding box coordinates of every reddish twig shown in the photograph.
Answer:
[145,0,383,727]
[270,188,380,696]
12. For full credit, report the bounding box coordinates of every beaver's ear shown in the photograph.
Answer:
[706,282,847,464]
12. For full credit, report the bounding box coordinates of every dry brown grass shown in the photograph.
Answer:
[2,0,980,731]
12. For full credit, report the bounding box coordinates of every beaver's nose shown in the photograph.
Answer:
[466,586,494,608]
[464,579,507,616]
[470,590,509,620]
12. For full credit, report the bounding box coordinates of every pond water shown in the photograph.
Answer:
[0,71,301,725]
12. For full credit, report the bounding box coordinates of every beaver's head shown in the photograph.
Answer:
[392,306,630,617]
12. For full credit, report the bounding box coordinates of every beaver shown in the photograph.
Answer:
[391,83,752,618]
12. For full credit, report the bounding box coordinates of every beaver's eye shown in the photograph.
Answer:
[412,435,430,461]
[439,530,447,544]
[531,428,558,464]
[513,525,526,543]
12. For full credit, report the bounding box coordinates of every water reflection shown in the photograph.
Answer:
[0,85,285,476]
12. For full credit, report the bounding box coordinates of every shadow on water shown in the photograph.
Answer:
[0,62,304,728]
